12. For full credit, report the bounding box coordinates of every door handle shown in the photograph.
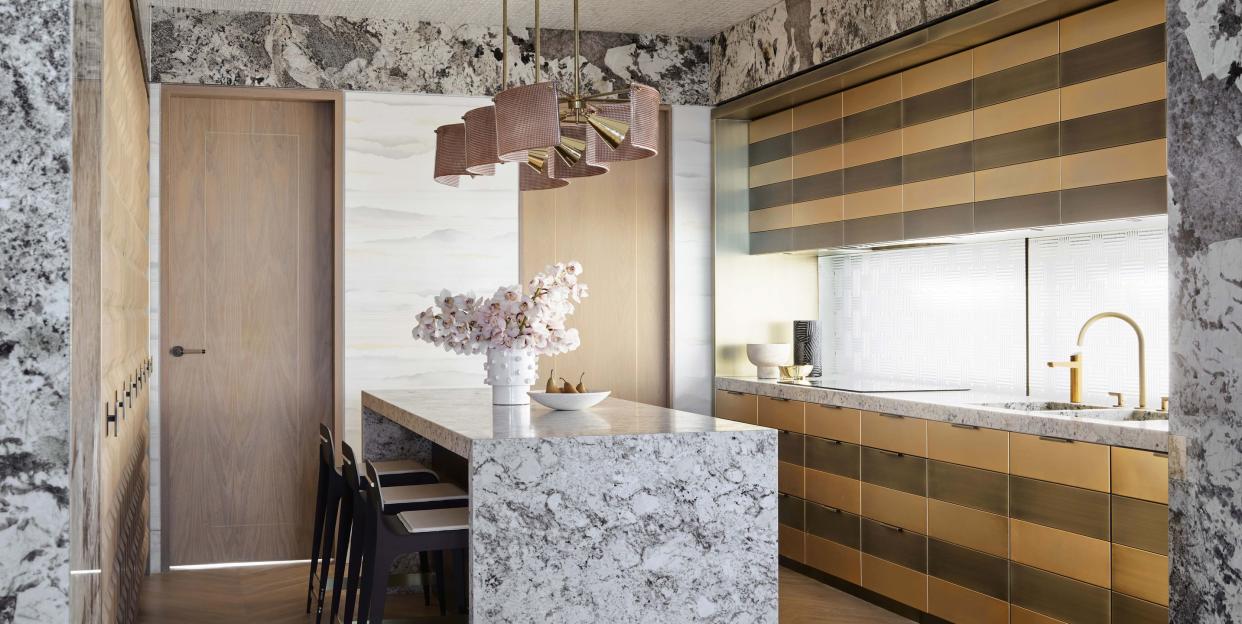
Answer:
[169,346,206,357]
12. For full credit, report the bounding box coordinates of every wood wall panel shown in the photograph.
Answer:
[520,109,671,407]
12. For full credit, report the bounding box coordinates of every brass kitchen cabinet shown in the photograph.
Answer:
[1010,432,1110,492]
[714,390,757,425]
[1010,519,1111,588]
[758,396,805,432]
[927,421,1009,473]
[1112,591,1169,624]
[1111,446,1169,504]
[806,535,861,584]
[861,553,927,611]
[805,403,861,443]
[927,498,1008,558]
[927,576,1009,624]
[780,524,807,562]
[805,469,862,514]
[861,411,927,456]
[1112,543,1169,606]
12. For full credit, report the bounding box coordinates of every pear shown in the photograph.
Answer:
[576,373,587,393]
[545,370,559,393]
[560,377,578,393]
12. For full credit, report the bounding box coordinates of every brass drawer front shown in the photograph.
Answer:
[861,483,927,533]
[779,461,805,497]
[1010,432,1109,492]
[1112,592,1168,624]
[807,535,861,585]
[806,500,861,549]
[1010,605,1068,624]
[861,411,927,456]
[861,447,927,496]
[1111,446,1168,503]
[779,493,805,530]
[927,498,1008,558]
[1111,495,1168,555]
[861,553,928,610]
[1112,543,1169,606]
[714,390,757,424]
[805,403,861,443]
[1010,519,1111,588]
[805,469,862,514]
[1010,476,1110,540]
[861,518,927,572]
[758,396,805,433]
[928,460,1007,516]
[927,421,1009,473]
[1010,563,1110,624]
[928,537,1008,600]
[927,577,1010,624]
[780,525,807,563]
[805,437,861,479]
[778,430,805,465]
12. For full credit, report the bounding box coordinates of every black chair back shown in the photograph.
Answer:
[364,460,387,515]
[341,441,363,489]
[318,423,335,469]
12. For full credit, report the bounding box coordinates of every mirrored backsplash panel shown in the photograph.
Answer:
[1029,228,1169,406]
[819,239,1027,393]
[818,225,1169,401]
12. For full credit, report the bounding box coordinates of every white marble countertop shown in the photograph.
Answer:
[363,388,769,458]
[716,377,1169,452]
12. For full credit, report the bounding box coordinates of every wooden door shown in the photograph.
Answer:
[519,109,671,406]
[161,88,337,566]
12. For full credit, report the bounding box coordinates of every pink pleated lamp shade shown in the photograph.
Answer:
[519,151,569,191]
[462,105,502,175]
[433,123,476,187]
[493,82,562,162]
[594,83,661,162]
[553,124,608,179]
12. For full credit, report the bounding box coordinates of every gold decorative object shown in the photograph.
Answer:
[779,365,813,380]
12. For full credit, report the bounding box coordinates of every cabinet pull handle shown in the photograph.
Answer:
[951,423,979,430]
[819,504,842,514]
[725,390,745,396]
[771,397,792,402]
[1153,450,1169,458]
[875,448,904,457]
[878,413,904,419]
[1038,435,1073,443]
[874,520,904,533]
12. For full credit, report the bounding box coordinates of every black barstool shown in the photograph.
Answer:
[308,426,437,623]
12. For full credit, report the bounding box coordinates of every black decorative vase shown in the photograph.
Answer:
[793,320,822,377]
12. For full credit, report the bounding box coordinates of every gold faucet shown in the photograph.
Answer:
[1048,312,1147,409]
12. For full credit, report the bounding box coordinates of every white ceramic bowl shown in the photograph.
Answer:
[746,343,792,379]
[528,390,611,411]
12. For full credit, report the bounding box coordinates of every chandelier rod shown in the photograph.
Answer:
[501,0,508,88]
[534,0,541,83]
[573,0,580,103]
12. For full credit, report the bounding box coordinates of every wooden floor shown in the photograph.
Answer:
[137,563,909,623]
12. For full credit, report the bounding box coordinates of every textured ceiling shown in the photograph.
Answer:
[144,0,773,37]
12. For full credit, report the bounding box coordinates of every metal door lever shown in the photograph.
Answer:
[169,346,206,357]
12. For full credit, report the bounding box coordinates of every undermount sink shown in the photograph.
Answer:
[974,401,1109,411]
[972,401,1168,422]
[1066,408,1168,422]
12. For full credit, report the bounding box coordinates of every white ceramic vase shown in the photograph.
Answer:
[484,347,539,405]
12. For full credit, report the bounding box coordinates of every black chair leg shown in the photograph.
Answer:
[363,551,394,624]
[307,462,329,613]
[419,551,431,606]
[315,481,341,619]
[341,507,369,624]
[452,547,468,614]
[433,551,448,616]
[325,492,353,624]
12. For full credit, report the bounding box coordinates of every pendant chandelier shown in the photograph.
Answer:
[432,0,661,191]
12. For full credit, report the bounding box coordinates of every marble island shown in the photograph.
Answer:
[361,388,778,624]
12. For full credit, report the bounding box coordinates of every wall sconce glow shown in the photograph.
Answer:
[168,559,310,571]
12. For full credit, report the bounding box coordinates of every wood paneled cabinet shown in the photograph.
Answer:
[717,389,1171,623]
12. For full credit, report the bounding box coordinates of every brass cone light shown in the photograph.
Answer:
[553,124,608,178]
[433,123,475,187]
[584,111,628,149]
[593,83,660,161]
[519,155,569,190]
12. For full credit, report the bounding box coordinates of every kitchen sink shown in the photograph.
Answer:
[974,401,1109,411]
[1065,408,1168,422]
[972,401,1167,422]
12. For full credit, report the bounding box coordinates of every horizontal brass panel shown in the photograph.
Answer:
[807,535,862,584]
[1111,446,1169,504]
[844,158,903,195]
[805,404,861,443]
[779,524,807,563]
[927,577,1009,624]
[749,228,791,254]
[927,498,1008,558]
[974,157,1059,202]
[973,190,1060,232]
[1009,432,1110,492]
[844,129,902,167]
[778,431,805,466]
[750,109,792,143]
[861,553,927,611]
[1111,495,1168,555]
[903,173,973,212]
[861,482,927,533]
[974,55,1059,109]
[902,111,973,155]
[844,213,903,245]
[791,144,843,178]
[843,101,902,142]
[1010,475,1110,540]
[806,500,861,548]
[749,157,793,188]
[792,119,844,155]
[1112,543,1169,606]
[790,196,845,226]
[974,90,1060,139]
[1010,605,1067,624]
[862,447,928,496]
[779,461,805,497]
[902,80,974,127]
[1060,100,1165,155]
[749,205,793,232]
[748,180,792,211]
[928,537,1008,600]
[1061,138,1166,190]
[861,411,927,456]
[1060,176,1167,222]
[926,421,1009,473]
[805,470,862,515]
[713,390,756,424]
[779,493,805,530]
[748,133,792,165]
[791,170,845,205]
[791,220,845,249]
[843,74,902,116]
[974,123,1060,171]
[903,203,974,240]
[1059,25,1165,87]
[928,460,1008,516]
[862,517,927,572]
[903,50,973,98]
[793,94,843,130]
[1112,591,1169,624]
[1059,0,1165,51]
[902,141,973,184]
[1010,562,1110,624]
[1010,519,1111,588]
[1060,62,1165,120]
[843,188,903,221]
[805,436,860,479]
[758,396,805,432]
[974,22,1059,77]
